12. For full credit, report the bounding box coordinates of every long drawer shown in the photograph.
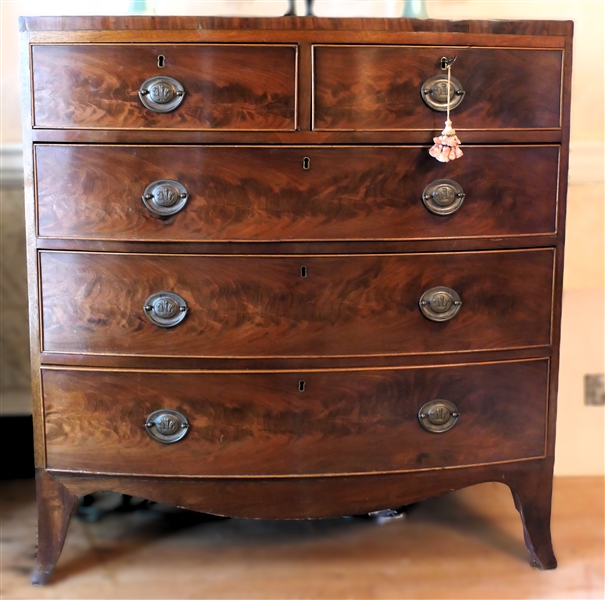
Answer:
[313,45,563,131]
[35,145,559,242]
[43,360,549,477]
[39,250,554,358]
[31,44,297,130]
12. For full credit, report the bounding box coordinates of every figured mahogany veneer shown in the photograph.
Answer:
[35,145,560,242]
[39,250,554,358]
[31,44,297,131]
[313,46,563,131]
[43,360,549,477]
[21,16,571,584]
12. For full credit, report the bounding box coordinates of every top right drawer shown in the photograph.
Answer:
[312,46,563,131]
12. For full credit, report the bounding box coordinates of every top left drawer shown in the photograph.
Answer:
[30,44,298,131]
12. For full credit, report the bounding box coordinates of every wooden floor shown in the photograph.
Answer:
[1,476,603,599]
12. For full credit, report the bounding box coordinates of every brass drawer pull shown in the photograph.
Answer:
[421,74,465,112]
[145,409,189,444]
[144,292,188,328]
[418,400,459,433]
[139,76,185,113]
[142,179,189,217]
[419,286,461,322]
[422,179,465,215]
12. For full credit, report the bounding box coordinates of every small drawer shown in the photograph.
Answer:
[43,360,549,476]
[31,44,297,130]
[40,250,554,358]
[313,45,563,131]
[35,145,559,242]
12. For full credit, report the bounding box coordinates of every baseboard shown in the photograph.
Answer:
[0,416,35,479]
[2,141,603,187]
[1,391,32,416]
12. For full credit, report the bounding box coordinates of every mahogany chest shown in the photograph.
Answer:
[19,16,572,584]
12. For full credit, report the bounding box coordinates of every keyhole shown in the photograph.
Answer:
[300,266,307,278]
[299,380,306,392]
[302,157,310,170]
[441,56,456,70]
[158,55,166,68]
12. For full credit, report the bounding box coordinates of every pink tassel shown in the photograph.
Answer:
[429,120,463,163]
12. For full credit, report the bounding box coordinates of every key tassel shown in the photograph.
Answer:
[429,58,463,163]
[429,120,463,163]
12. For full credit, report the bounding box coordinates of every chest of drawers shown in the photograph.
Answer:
[19,16,572,584]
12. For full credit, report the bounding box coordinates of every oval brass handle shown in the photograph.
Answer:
[143,292,188,328]
[142,180,189,217]
[422,179,465,216]
[139,76,185,113]
[418,400,460,433]
[420,74,465,112]
[145,409,189,444]
[419,286,461,322]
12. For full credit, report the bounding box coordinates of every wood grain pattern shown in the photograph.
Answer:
[35,236,561,257]
[32,44,296,130]
[511,467,557,569]
[544,33,574,461]
[20,32,46,469]
[30,128,565,145]
[21,16,571,583]
[30,469,79,585]
[37,347,552,371]
[30,459,558,584]
[35,145,559,242]
[20,16,574,37]
[49,461,557,536]
[39,250,554,358]
[313,46,562,131]
[43,360,548,476]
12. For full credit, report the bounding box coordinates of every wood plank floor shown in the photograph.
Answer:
[1,476,603,599]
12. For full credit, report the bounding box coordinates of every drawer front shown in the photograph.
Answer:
[40,250,554,358]
[43,360,549,476]
[36,145,559,242]
[31,44,297,130]
[313,46,562,131]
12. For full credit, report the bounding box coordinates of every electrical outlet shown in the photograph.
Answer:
[584,374,605,406]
